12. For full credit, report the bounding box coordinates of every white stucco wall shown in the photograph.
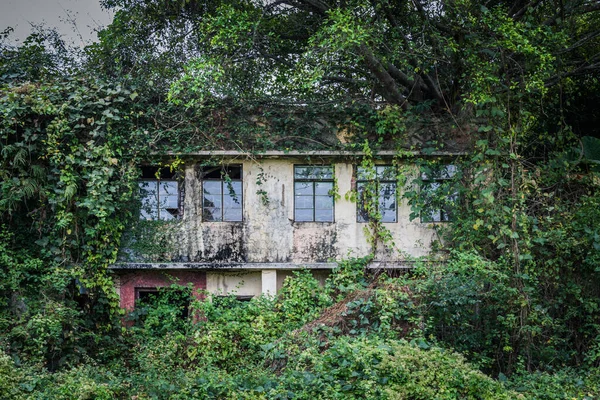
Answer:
[206,271,262,297]
[172,157,437,264]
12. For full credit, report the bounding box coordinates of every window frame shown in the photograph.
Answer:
[201,165,244,222]
[293,165,335,223]
[138,167,182,221]
[356,165,398,223]
[420,164,457,223]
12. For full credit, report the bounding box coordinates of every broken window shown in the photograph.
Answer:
[420,164,458,222]
[130,286,193,332]
[294,165,335,222]
[357,165,397,223]
[139,167,181,220]
[202,165,243,222]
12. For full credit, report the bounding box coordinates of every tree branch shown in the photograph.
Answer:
[358,43,407,107]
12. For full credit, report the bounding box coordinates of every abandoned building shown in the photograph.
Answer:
[110,150,457,312]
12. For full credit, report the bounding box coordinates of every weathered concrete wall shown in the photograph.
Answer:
[123,158,437,264]
[206,271,262,297]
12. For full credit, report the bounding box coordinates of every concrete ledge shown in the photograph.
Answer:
[154,150,467,158]
[109,261,423,270]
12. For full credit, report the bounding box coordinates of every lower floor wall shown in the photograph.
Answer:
[114,269,332,311]
[116,270,207,311]
[206,270,331,297]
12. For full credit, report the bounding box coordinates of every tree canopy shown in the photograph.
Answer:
[1,0,600,397]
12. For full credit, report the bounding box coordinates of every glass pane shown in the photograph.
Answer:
[203,194,222,208]
[203,207,222,222]
[315,195,333,210]
[203,181,222,195]
[428,210,442,222]
[315,182,332,195]
[224,180,242,198]
[294,166,310,179]
[311,166,333,180]
[159,181,178,196]
[315,209,334,222]
[441,164,457,179]
[295,182,313,195]
[223,208,243,221]
[158,207,176,221]
[357,208,368,223]
[295,166,333,180]
[224,191,242,208]
[379,183,396,201]
[380,208,396,223]
[356,182,369,222]
[295,195,314,209]
[295,208,313,222]
[357,167,372,181]
[139,181,158,220]
[377,166,395,180]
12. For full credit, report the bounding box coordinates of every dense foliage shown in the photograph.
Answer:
[1,0,600,398]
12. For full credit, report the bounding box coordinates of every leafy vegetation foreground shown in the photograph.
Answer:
[2,0,600,398]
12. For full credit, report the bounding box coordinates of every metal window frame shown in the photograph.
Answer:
[139,178,181,221]
[356,165,398,223]
[293,165,335,222]
[201,165,244,222]
[420,165,457,223]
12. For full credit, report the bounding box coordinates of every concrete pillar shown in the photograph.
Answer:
[261,269,277,297]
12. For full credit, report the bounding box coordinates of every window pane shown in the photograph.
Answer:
[159,181,178,196]
[379,183,396,201]
[295,195,314,209]
[159,207,176,221]
[357,167,371,180]
[315,182,333,195]
[315,209,334,222]
[224,191,242,209]
[295,208,313,222]
[428,210,442,222]
[441,164,457,179]
[162,194,178,209]
[139,181,158,220]
[294,166,310,179]
[223,208,242,222]
[377,166,395,180]
[203,181,222,195]
[315,195,333,210]
[311,166,333,180]
[380,208,397,223]
[356,182,369,222]
[159,182,179,210]
[203,194,222,208]
[203,207,222,222]
[224,181,242,198]
[295,166,333,180]
[295,182,313,196]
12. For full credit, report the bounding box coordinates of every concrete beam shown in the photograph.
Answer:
[109,261,429,270]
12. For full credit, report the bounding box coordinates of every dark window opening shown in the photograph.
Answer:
[135,287,191,320]
[202,165,243,222]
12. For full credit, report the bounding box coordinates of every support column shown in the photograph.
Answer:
[261,269,277,297]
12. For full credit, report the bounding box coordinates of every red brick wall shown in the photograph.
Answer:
[118,270,207,312]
